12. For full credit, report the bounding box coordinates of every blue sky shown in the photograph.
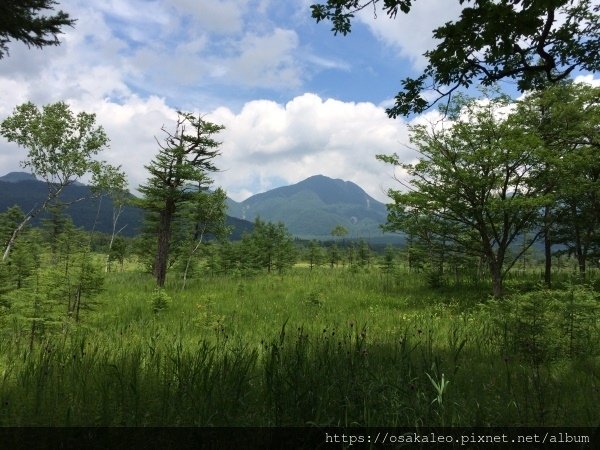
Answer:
[0,0,598,202]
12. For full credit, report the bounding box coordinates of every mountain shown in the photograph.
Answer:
[0,173,253,239]
[226,175,394,239]
[0,172,38,183]
[0,172,399,240]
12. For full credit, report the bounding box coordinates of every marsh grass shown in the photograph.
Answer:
[0,266,598,426]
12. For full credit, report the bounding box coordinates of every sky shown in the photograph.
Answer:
[0,0,598,203]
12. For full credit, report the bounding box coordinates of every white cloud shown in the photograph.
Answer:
[0,78,30,116]
[94,0,170,25]
[0,0,424,207]
[170,0,249,34]
[208,93,414,202]
[574,74,600,87]
[356,0,463,69]
[0,90,178,195]
[227,28,302,88]
[0,84,415,205]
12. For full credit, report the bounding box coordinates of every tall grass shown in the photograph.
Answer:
[0,266,598,426]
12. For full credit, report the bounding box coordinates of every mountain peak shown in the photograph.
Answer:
[0,172,38,183]
[292,174,371,205]
[227,174,388,237]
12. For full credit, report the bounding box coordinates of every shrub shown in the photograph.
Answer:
[151,288,170,313]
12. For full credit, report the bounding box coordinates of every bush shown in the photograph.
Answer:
[480,286,600,363]
[151,288,170,313]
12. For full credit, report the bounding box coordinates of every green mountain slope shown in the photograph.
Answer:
[0,173,253,239]
[227,175,392,238]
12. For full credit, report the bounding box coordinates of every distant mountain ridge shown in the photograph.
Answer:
[0,173,252,239]
[0,172,38,183]
[1,172,397,240]
[226,175,391,238]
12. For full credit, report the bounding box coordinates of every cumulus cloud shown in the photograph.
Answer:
[574,74,600,87]
[0,0,438,206]
[170,0,249,35]
[225,28,302,88]
[355,0,463,69]
[0,89,414,204]
[208,93,415,202]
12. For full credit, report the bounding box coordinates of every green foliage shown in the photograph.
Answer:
[6,229,41,289]
[41,201,68,256]
[137,112,224,287]
[0,0,75,59]
[327,243,340,268]
[0,206,25,246]
[331,224,348,238]
[108,235,127,271]
[0,208,41,290]
[0,101,115,261]
[311,0,600,115]
[380,245,395,273]
[520,82,600,277]
[379,92,553,296]
[177,187,230,287]
[151,288,171,313]
[481,286,600,364]
[356,239,371,267]
[0,102,109,184]
[241,218,296,274]
[306,240,324,269]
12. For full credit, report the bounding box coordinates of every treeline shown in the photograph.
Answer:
[0,206,107,349]
[377,82,600,297]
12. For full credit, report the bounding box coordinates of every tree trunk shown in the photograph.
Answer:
[576,251,586,279]
[3,217,32,262]
[3,185,66,262]
[490,263,504,298]
[154,201,174,287]
[75,286,82,322]
[572,204,586,280]
[484,246,504,298]
[543,206,552,287]
[105,203,125,272]
[182,228,207,290]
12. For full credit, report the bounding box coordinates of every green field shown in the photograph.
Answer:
[0,264,598,427]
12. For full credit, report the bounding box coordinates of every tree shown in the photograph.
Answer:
[381,245,396,274]
[327,243,341,268]
[307,240,324,270]
[331,225,348,240]
[378,93,549,297]
[0,101,113,261]
[242,218,296,274]
[138,112,224,287]
[0,206,25,252]
[512,81,600,281]
[40,199,68,260]
[0,206,40,290]
[331,225,348,254]
[0,0,75,59]
[357,239,371,267]
[180,187,230,289]
[311,0,600,116]
[385,207,459,279]
[90,164,129,272]
[107,235,127,272]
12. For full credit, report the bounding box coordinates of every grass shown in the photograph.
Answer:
[0,265,598,426]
